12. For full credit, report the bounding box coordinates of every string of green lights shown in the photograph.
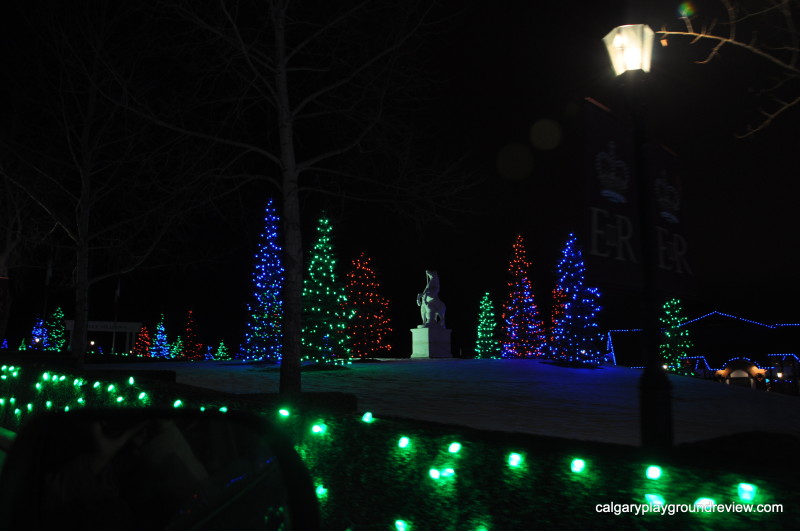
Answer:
[0,365,790,528]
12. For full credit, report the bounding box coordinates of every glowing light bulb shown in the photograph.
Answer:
[645,493,665,505]
[570,458,586,473]
[646,465,662,480]
[398,436,411,448]
[448,442,462,453]
[694,498,715,508]
[508,453,523,467]
[738,483,757,502]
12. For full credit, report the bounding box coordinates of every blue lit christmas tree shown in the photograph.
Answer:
[548,233,603,366]
[475,292,500,359]
[502,235,546,358]
[344,252,392,358]
[30,317,47,350]
[239,199,284,361]
[150,314,170,358]
[660,298,693,373]
[302,214,349,360]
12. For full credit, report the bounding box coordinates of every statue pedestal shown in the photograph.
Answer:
[411,326,452,358]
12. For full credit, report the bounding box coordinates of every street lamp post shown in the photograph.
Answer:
[603,24,674,450]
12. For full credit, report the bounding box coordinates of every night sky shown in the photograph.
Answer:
[3,0,800,355]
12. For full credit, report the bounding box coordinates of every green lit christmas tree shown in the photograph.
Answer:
[170,336,185,359]
[501,235,546,358]
[239,199,284,361]
[302,215,349,360]
[215,340,231,361]
[660,298,693,373]
[548,233,603,366]
[475,292,500,359]
[44,307,66,352]
[344,252,392,358]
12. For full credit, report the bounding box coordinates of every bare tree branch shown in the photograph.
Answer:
[658,0,800,136]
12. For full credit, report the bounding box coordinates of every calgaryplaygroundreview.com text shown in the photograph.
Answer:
[595,502,784,516]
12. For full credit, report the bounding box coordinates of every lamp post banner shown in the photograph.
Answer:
[583,98,693,296]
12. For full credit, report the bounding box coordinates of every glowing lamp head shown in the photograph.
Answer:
[603,24,655,75]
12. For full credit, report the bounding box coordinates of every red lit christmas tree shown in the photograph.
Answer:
[133,326,151,357]
[344,252,392,358]
[501,235,546,358]
[183,310,204,360]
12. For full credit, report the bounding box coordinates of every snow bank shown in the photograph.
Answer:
[94,358,800,446]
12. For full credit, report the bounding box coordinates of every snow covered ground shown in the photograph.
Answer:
[92,358,800,447]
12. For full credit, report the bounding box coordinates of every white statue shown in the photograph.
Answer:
[417,270,446,327]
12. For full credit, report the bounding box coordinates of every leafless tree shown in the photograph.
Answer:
[116,0,476,393]
[658,0,800,137]
[0,172,40,343]
[2,3,223,364]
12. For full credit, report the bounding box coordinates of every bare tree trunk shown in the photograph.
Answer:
[73,237,89,367]
[274,2,302,394]
[0,267,10,345]
[72,190,92,367]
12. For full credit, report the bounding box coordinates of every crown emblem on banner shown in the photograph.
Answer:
[655,172,680,223]
[595,141,629,203]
